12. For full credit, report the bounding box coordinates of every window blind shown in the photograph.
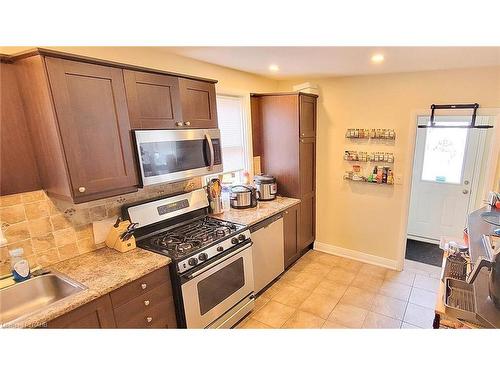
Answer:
[216,95,247,174]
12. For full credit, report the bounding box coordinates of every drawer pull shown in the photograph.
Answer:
[175,121,183,127]
[78,186,86,193]
[146,317,153,323]
[141,283,147,290]
[184,121,191,126]
[144,300,150,306]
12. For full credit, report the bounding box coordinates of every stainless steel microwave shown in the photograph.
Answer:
[133,129,223,186]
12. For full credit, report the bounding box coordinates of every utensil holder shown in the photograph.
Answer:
[210,197,224,214]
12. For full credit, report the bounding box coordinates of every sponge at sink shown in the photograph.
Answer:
[0,265,43,290]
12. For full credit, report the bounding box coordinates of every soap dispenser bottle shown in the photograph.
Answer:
[9,248,31,282]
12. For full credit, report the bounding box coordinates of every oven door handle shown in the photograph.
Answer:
[186,242,252,279]
[205,132,215,171]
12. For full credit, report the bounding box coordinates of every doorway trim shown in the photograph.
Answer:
[397,108,500,271]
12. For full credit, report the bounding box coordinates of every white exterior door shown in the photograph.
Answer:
[408,116,483,242]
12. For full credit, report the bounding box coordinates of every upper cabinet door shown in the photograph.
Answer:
[123,70,182,129]
[45,58,138,201]
[178,78,218,128]
[299,95,316,138]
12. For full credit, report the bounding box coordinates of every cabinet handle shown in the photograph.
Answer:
[285,211,289,214]
[141,283,147,290]
[175,122,183,127]
[146,317,153,323]
[301,133,305,136]
[184,121,191,126]
[144,300,150,306]
[78,187,86,193]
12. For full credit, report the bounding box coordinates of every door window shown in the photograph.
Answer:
[420,127,469,184]
[197,258,245,315]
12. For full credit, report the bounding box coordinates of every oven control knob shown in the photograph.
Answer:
[238,234,246,241]
[217,246,224,252]
[188,258,198,266]
[198,253,208,261]
[231,237,239,244]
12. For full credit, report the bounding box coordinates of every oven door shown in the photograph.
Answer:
[181,242,254,328]
[133,128,223,186]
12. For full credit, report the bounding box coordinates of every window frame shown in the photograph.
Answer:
[205,93,253,185]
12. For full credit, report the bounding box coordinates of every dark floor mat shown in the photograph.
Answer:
[405,239,443,267]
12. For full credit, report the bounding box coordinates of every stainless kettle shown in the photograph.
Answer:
[467,234,500,308]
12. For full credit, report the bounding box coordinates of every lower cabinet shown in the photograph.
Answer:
[47,266,177,329]
[47,295,116,328]
[283,204,301,269]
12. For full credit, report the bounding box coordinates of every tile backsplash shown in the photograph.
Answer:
[0,178,201,274]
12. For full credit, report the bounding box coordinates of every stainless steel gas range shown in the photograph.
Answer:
[122,189,255,328]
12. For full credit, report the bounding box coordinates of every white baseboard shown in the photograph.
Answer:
[313,241,400,270]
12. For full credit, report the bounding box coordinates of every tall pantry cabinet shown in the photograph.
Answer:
[250,92,317,267]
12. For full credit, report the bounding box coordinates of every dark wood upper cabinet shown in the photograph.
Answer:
[299,94,316,137]
[251,92,317,251]
[178,78,218,128]
[123,70,182,129]
[44,58,139,202]
[7,48,218,203]
[0,62,41,195]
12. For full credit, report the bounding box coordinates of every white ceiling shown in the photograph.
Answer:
[164,47,500,79]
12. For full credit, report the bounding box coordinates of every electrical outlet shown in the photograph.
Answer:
[395,174,403,185]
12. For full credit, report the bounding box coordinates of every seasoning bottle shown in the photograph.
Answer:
[387,169,394,185]
[382,166,388,183]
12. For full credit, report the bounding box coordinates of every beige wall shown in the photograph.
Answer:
[279,66,500,267]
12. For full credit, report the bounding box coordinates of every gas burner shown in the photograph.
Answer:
[143,216,245,261]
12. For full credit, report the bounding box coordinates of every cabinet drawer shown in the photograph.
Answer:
[110,266,171,308]
[114,287,177,328]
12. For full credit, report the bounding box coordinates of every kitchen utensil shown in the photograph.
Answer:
[253,175,277,201]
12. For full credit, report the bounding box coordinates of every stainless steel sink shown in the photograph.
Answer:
[0,272,87,326]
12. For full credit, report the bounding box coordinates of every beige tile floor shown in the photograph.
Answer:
[236,250,441,329]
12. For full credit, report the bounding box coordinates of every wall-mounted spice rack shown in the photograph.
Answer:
[345,128,396,140]
[344,151,394,163]
[344,165,394,185]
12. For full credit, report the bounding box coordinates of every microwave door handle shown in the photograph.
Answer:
[205,132,215,171]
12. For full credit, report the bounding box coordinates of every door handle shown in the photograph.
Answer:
[205,132,215,171]
[462,189,469,194]
[464,180,470,185]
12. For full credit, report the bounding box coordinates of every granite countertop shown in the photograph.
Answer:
[210,196,301,226]
[467,206,500,328]
[3,247,170,328]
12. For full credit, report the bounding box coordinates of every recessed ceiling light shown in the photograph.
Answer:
[269,64,279,72]
[371,54,385,63]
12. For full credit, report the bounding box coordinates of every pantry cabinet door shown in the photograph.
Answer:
[299,196,315,250]
[123,70,182,129]
[178,78,218,128]
[299,95,316,138]
[283,204,300,268]
[299,137,315,197]
[45,58,138,202]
